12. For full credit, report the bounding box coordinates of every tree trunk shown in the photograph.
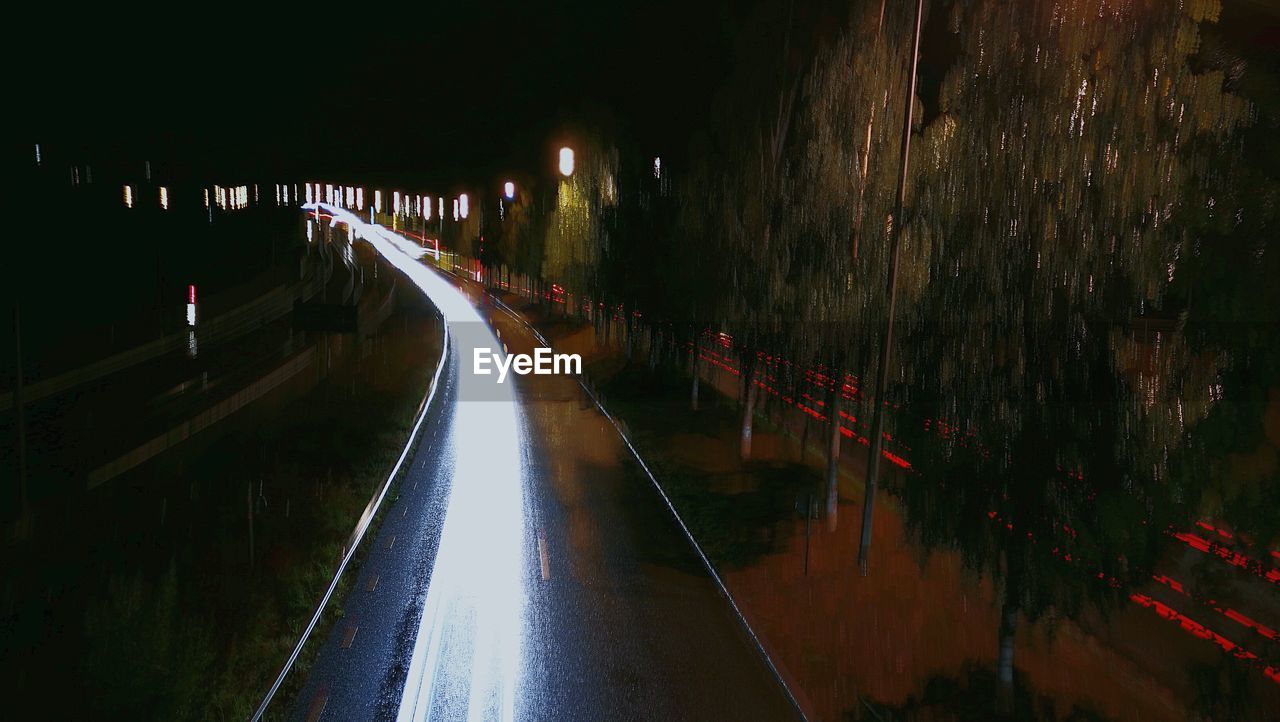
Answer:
[797,368,810,460]
[825,383,843,531]
[625,311,634,360]
[800,405,810,461]
[996,594,1019,716]
[740,355,759,459]
[690,336,701,411]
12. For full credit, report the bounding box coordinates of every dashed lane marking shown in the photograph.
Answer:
[537,528,551,581]
[305,690,328,722]
[340,625,358,649]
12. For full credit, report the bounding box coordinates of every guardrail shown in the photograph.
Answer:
[85,346,319,489]
[0,272,327,413]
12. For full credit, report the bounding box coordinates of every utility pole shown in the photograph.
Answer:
[859,0,925,576]
[13,304,28,530]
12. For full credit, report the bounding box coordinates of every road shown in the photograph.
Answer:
[288,205,800,721]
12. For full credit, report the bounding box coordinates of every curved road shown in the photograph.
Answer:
[289,205,799,721]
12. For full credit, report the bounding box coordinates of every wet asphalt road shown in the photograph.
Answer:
[289,211,799,721]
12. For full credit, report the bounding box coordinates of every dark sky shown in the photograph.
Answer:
[24,1,735,186]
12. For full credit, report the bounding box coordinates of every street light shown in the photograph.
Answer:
[559,147,575,177]
[504,181,515,200]
[858,0,925,578]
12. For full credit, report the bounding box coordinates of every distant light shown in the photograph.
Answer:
[425,195,432,220]
[186,284,197,327]
[459,193,469,219]
[654,156,661,179]
[160,186,169,209]
[356,187,364,210]
[438,197,444,218]
[205,188,212,208]
[34,144,41,166]
[504,181,515,200]
[305,184,313,204]
[394,191,401,215]
[375,190,383,213]
[559,147,575,177]
[452,198,460,222]
[123,185,133,208]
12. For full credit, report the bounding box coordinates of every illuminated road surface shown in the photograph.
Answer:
[291,205,798,721]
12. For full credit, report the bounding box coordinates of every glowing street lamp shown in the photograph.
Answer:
[459,193,469,220]
[504,181,515,200]
[558,147,575,177]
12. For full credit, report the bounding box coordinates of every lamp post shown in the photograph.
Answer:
[858,0,925,577]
